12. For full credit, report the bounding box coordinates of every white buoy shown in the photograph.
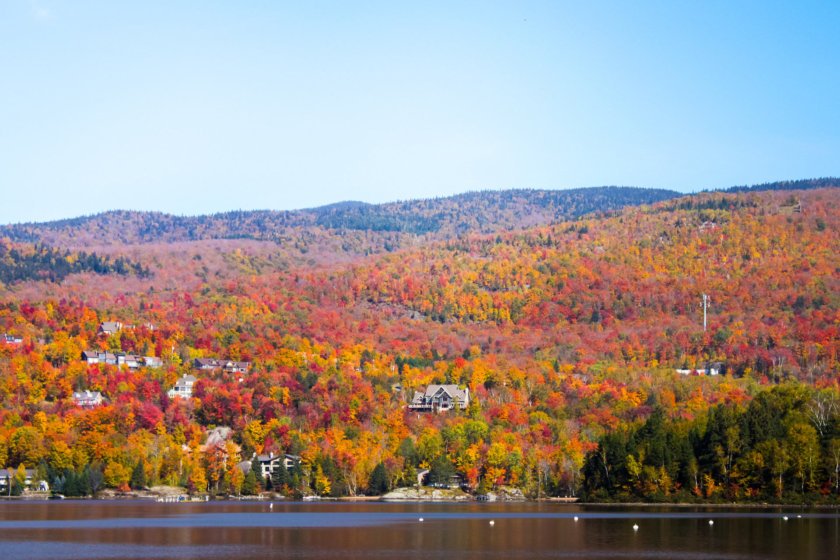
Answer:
[783,516,789,521]
[797,515,802,519]
[633,524,639,531]
[574,516,579,522]
[708,520,714,526]
[269,503,273,511]
[489,520,495,526]
[418,518,424,522]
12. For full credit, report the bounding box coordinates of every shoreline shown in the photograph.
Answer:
[4,491,838,509]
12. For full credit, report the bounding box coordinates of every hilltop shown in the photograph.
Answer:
[0,186,680,249]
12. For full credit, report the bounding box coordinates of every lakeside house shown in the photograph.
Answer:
[244,454,302,479]
[409,384,470,412]
[0,468,42,491]
[168,374,197,399]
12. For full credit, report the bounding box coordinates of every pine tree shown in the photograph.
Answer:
[272,461,291,493]
[77,466,92,496]
[130,461,147,490]
[242,469,257,495]
[368,462,389,495]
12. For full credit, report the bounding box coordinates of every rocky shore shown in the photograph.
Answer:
[381,486,527,502]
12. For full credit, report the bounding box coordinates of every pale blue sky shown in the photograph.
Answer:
[1,1,838,225]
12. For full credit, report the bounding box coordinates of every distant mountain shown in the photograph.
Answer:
[0,186,681,248]
[1,179,836,252]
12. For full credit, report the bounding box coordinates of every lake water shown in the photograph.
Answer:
[0,501,837,560]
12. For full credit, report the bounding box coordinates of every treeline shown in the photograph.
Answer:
[0,242,149,285]
[582,383,840,504]
[723,177,840,194]
[0,186,682,248]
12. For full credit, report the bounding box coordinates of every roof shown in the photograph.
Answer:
[99,321,122,333]
[424,384,468,401]
[194,358,251,370]
[172,375,197,389]
[0,468,35,477]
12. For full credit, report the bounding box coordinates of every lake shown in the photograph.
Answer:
[0,501,837,560]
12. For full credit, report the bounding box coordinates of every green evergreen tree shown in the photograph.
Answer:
[368,462,389,495]
[250,456,263,490]
[130,461,147,490]
[63,469,80,497]
[242,469,257,495]
[428,455,455,486]
[272,462,291,492]
[77,466,92,496]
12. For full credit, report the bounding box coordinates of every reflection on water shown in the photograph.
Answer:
[0,501,837,560]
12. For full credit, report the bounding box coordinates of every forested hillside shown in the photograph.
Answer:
[1,186,681,248]
[0,185,839,503]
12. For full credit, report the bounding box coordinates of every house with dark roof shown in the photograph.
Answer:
[81,350,117,365]
[194,358,251,374]
[409,384,470,412]
[250,453,301,478]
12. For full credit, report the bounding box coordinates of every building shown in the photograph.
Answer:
[253,454,301,478]
[82,350,161,368]
[194,358,251,374]
[73,390,103,408]
[168,374,197,399]
[0,468,37,491]
[1,334,23,345]
[143,356,163,368]
[409,384,470,412]
[97,321,128,335]
[117,354,142,369]
[81,350,117,365]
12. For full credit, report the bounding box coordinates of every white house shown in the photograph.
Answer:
[1,334,23,345]
[168,374,197,399]
[0,468,36,490]
[72,390,103,408]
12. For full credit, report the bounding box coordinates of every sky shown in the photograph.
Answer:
[1,1,838,225]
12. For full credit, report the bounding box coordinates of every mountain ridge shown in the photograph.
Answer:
[4,178,838,250]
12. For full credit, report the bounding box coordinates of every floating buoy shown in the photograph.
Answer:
[797,515,802,519]
[783,516,789,521]
[269,503,273,511]
[573,516,579,522]
[633,524,639,531]
[708,520,714,526]
[489,520,495,526]
[418,518,424,522]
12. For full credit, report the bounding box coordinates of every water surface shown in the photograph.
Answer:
[0,501,836,559]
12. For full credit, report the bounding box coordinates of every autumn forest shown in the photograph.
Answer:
[1,181,840,504]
